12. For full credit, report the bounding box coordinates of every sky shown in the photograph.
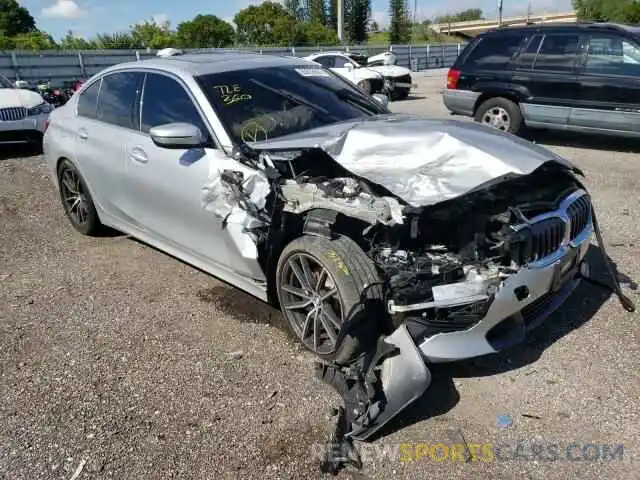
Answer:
[20,0,574,40]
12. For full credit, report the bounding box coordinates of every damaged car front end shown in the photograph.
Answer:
[202,111,633,449]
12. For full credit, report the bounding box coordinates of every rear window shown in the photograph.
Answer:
[532,34,580,72]
[463,34,527,68]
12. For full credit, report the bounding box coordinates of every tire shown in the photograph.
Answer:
[28,132,43,154]
[474,97,524,136]
[57,159,101,236]
[276,234,385,362]
[391,88,410,101]
[357,79,372,95]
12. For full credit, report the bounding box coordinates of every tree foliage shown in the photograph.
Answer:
[130,20,175,49]
[389,0,411,43]
[436,9,484,24]
[344,0,370,43]
[573,0,640,22]
[0,0,36,37]
[175,15,234,48]
[308,0,327,25]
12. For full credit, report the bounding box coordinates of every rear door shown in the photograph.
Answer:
[514,32,582,127]
[569,32,640,134]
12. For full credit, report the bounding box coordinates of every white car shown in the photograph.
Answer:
[0,74,52,146]
[304,51,415,99]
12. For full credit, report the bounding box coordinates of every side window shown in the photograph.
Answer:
[533,34,580,72]
[313,56,334,68]
[76,80,101,119]
[585,35,640,75]
[96,72,143,129]
[334,56,352,68]
[516,35,543,69]
[463,35,526,68]
[141,73,211,142]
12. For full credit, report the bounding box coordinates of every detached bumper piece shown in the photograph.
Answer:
[317,325,430,474]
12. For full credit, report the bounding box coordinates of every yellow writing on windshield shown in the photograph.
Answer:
[214,84,252,105]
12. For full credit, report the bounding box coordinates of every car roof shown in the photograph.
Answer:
[102,51,316,78]
[483,22,639,37]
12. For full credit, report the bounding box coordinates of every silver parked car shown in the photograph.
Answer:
[43,52,632,441]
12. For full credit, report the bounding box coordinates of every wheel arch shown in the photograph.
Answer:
[473,91,522,115]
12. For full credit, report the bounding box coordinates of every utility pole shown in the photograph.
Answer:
[337,0,344,42]
[498,0,504,26]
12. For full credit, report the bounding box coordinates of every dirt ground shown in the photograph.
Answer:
[1,71,639,479]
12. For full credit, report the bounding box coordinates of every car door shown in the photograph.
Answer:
[313,55,358,84]
[74,71,143,216]
[120,71,266,281]
[569,32,640,134]
[514,32,582,127]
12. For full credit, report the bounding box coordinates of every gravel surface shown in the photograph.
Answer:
[1,73,639,479]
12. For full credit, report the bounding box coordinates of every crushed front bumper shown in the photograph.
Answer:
[396,233,591,362]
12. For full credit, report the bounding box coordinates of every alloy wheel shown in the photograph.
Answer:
[59,166,90,227]
[482,106,511,131]
[279,253,344,355]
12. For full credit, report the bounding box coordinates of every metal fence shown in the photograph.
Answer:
[0,44,466,87]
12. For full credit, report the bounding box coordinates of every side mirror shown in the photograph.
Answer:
[149,122,207,149]
[372,93,390,108]
[345,63,354,71]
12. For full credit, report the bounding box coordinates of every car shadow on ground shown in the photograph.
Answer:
[526,130,640,153]
[0,143,42,160]
[370,244,633,441]
[395,95,426,102]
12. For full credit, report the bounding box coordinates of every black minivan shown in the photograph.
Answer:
[443,23,640,138]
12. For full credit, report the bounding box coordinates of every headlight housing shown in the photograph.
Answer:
[28,102,54,116]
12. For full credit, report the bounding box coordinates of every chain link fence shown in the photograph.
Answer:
[0,44,467,87]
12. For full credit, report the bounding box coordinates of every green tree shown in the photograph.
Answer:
[175,15,234,48]
[130,19,176,49]
[59,31,95,50]
[11,31,57,50]
[92,32,136,49]
[344,0,370,43]
[234,1,296,45]
[299,21,339,44]
[308,0,327,25]
[436,9,484,24]
[328,0,338,30]
[283,0,305,20]
[0,0,36,37]
[573,0,640,22]
[389,0,410,43]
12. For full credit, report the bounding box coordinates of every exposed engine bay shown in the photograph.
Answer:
[200,120,635,474]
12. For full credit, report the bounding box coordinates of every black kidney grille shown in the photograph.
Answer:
[567,194,591,241]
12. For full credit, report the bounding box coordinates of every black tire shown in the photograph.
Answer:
[474,97,524,136]
[276,234,384,362]
[28,132,43,154]
[57,159,101,236]
[357,79,372,95]
[392,88,410,101]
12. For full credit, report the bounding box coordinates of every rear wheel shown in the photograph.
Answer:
[57,159,101,235]
[276,235,384,361]
[474,97,524,135]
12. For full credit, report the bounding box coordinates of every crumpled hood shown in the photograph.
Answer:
[366,65,411,78]
[0,88,44,108]
[248,114,578,207]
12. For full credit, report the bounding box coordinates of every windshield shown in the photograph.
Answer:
[196,65,387,144]
[0,75,14,89]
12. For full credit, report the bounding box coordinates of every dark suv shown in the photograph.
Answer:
[443,23,640,138]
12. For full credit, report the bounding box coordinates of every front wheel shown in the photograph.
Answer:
[474,97,524,136]
[275,235,384,361]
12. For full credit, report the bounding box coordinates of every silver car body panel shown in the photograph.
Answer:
[442,89,481,116]
[250,114,578,207]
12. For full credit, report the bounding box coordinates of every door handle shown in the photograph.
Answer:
[129,148,148,164]
[78,129,88,140]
